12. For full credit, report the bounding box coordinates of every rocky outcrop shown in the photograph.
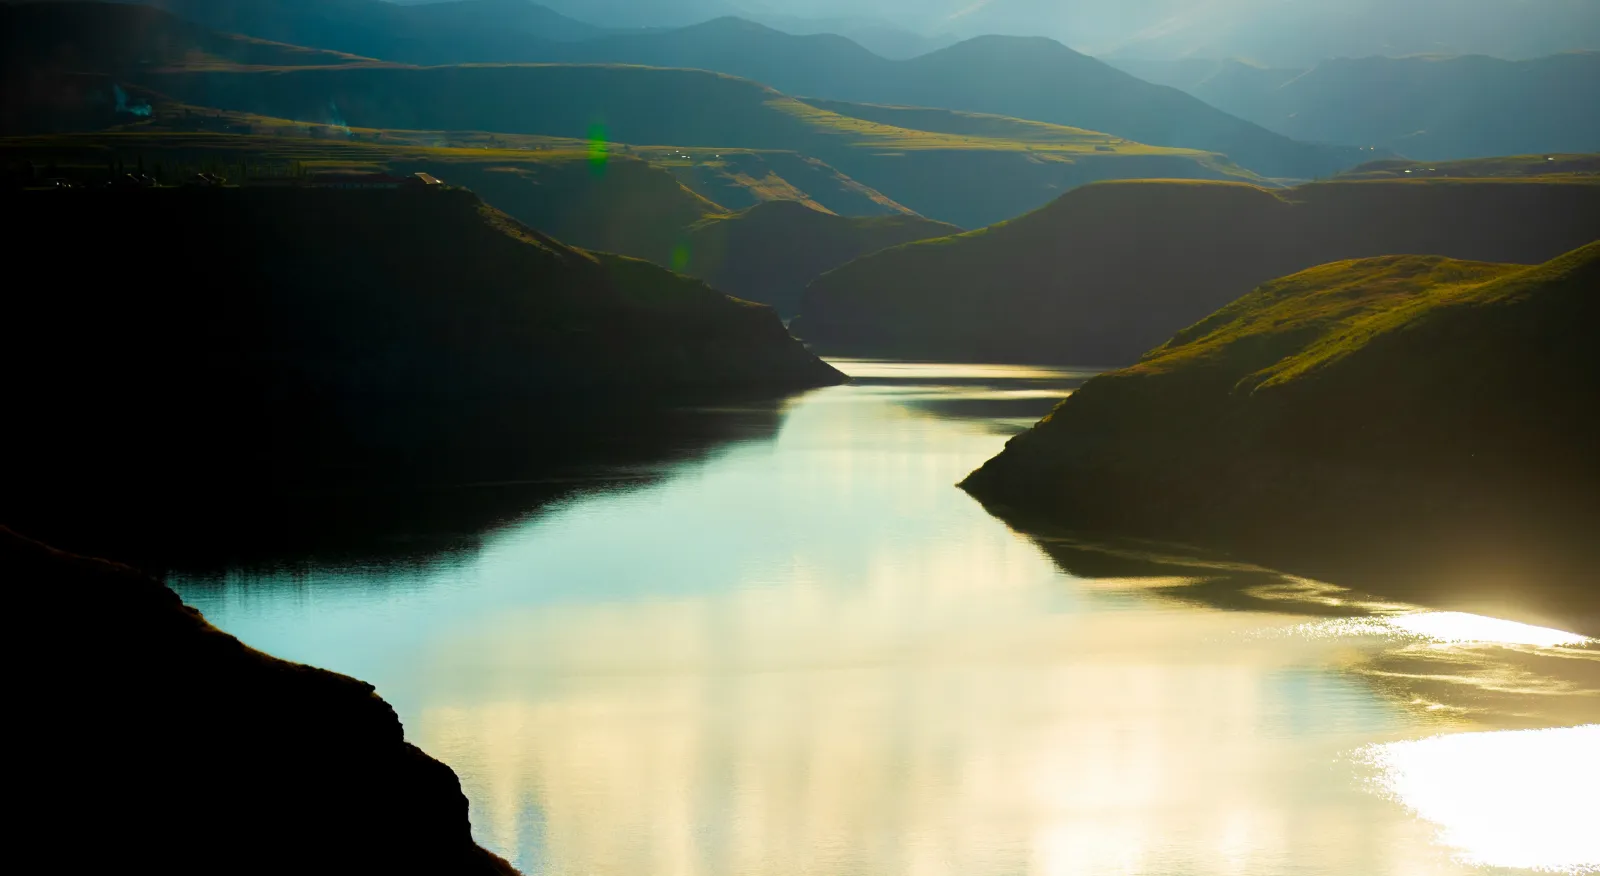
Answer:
[5,525,519,875]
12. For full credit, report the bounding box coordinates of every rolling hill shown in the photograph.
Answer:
[1117,52,1600,161]
[537,18,1369,180]
[679,200,959,316]
[130,61,1264,227]
[794,178,1600,363]
[39,1,1367,179]
[960,243,1600,632]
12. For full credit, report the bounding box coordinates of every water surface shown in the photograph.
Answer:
[171,361,1600,876]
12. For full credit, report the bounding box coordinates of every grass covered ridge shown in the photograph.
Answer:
[962,243,1600,630]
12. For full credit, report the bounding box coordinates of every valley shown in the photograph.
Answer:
[5,2,1598,875]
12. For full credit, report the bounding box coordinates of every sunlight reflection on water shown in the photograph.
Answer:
[1387,612,1593,647]
[169,362,1599,876]
[1359,726,1600,874]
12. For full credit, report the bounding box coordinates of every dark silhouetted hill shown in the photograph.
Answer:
[961,243,1600,634]
[3,525,520,875]
[681,199,959,316]
[794,178,1600,363]
[135,0,600,62]
[0,1,378,71]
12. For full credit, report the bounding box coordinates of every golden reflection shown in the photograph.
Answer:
[826,359,1102,381]
[1385,612,1593,647]
[417,573,1494,875]
[1360,726,1600,873]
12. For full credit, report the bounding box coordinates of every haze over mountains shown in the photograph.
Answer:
[1117,51,1600,159]
[430,0,1600,65]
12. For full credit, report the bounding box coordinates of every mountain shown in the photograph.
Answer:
[737,11,959,59]
[1093,0,1600,68]
[533,0,741,28]
[1,1,378,71]
[679,199,958,316]
[132,0,601,63]
[793,178,1600,363]
[72,2,1364,180]
[1117,52,1600,161]
[543,18,1367,179]
[132,61,1264,228]
[4,527,520,875]
[398,0,604,40]
[960,243,1600,633]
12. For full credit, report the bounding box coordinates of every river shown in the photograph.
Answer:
[170,360,1599,876]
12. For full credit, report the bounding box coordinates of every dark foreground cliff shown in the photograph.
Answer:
[962,243,1600,633]
[4,526,518,875]
[2,186,841,558]
[795,178,1600,363]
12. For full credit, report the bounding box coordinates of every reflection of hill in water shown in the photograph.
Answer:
[995,504,1600,639]
[1016,527,1375,619]
[842,362,1100,432]
[7,395,797,575]
[1015,525,1600,729]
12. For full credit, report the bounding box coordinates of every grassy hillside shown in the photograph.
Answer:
[961,243,1600,631]
[680,200,959,316]
[647,147,917,217]
[0,129,732,256]
[4,527,521,875]
[536,18,1368,179]
[794,177,1600,363]
[16,4,1362,180]
[1116,52,1600,161]
[131,61,1266,227]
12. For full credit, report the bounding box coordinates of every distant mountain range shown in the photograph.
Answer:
[760,0,1600,67]
[1116,52,1600,160]
[69,0,1370,179]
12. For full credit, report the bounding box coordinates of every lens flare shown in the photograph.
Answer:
[587,123,608,174]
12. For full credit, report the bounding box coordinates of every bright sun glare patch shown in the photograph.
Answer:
[1387,612,1592,647]
[1359,725,1600,873]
